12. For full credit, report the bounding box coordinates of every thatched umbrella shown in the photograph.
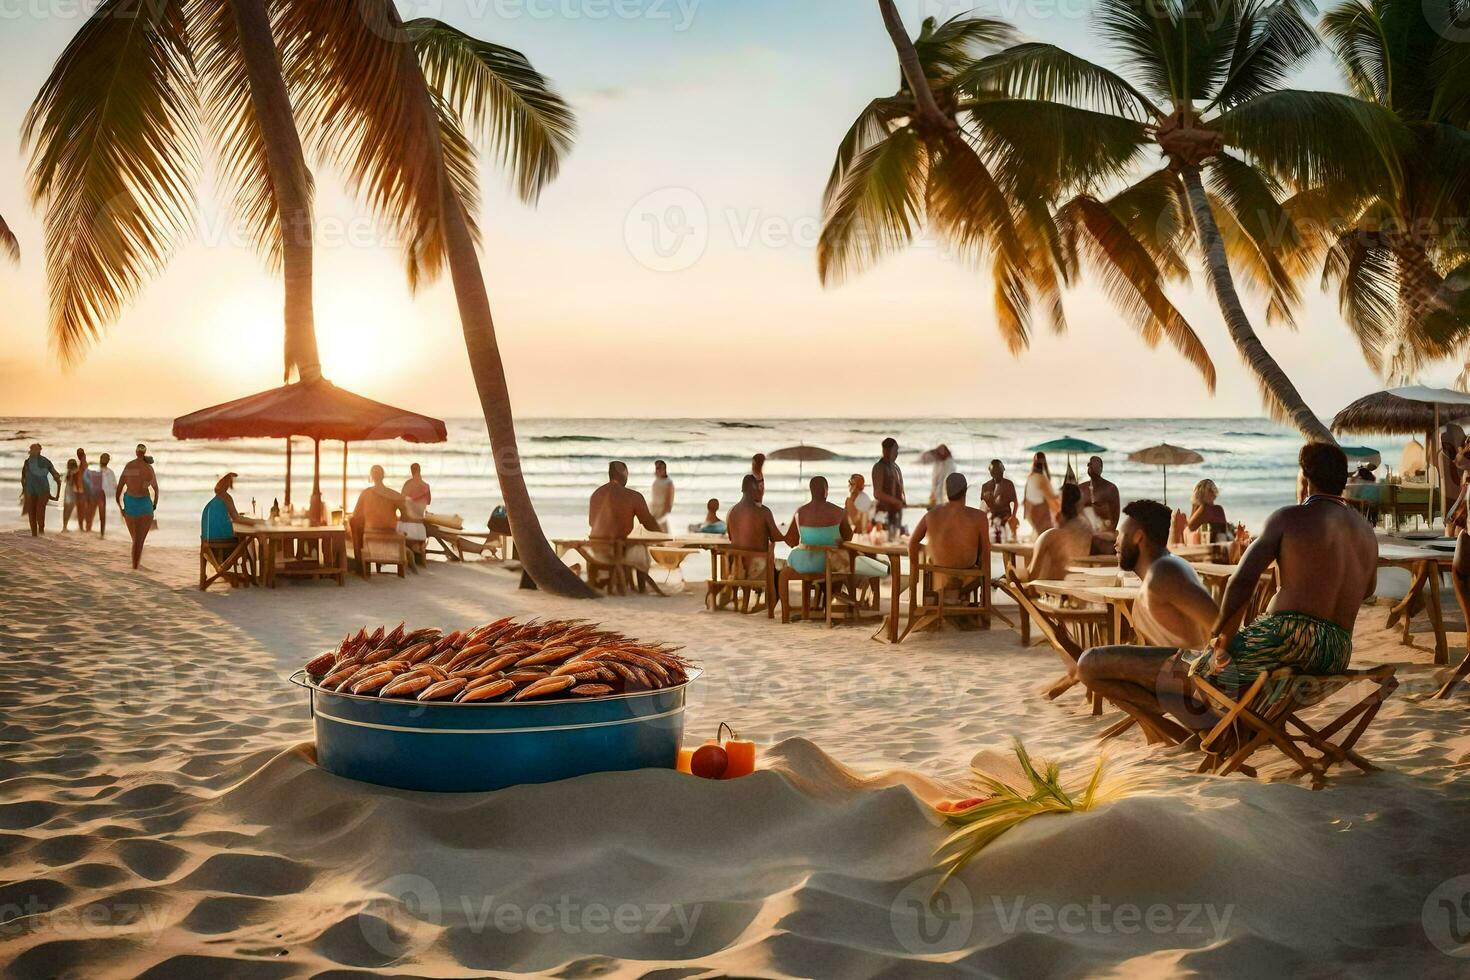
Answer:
[1332,385,1470,525]
[1127,443,1204,504]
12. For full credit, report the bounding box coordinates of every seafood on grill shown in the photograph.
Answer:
[301,619,693,704]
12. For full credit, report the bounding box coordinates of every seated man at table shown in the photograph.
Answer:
[784,476,888,582]
[1079,455,1120,554]
[201,472,259,576]
[910,473,989,599]
[1077,445,1377,738]
[980,459,1019,543]
[350,465,406,555]
[588,460,662,578]
[1020,483,1093,582]
[726,475,785,578]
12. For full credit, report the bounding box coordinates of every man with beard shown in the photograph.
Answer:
[1072,499,1218,735]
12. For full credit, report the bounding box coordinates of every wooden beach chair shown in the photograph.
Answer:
[1191,665,1399,788]
[199,537,256,591]
[425,518,507,563]
[586,539,665,596]
[1435,532,1470,698]
[359,529,410,579]
[706,543,778,616]
[899,556,1013,640]
[778,546,877,628]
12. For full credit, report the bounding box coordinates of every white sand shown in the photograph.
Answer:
[3,526,1469,977]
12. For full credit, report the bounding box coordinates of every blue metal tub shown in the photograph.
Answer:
[289,669,698,793]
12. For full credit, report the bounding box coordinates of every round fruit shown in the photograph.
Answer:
[690,743,729,779]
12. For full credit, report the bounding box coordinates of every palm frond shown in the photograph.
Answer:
[817,128,929,285]
[966,99,1150,199]
[914,13,1016,77]
[1099,168,1192,280]
[1213,89,1407,193]
[190,0,297,269]
[1205,151,1304,325]
[932,740,1154,880]
[406,18,575,204]
[23,0,199,364]
[1095,0,1187,104]
[0,213,17,264]
[278,0,447,287]
[1060,194,1218,389]
[1211,0,1320,110]
[825,96,910,213]
[1322,225,1398,373]
[1321,0,1392,104]
[958,43,1160,119]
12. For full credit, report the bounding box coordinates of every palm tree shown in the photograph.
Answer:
[275,1,594,597]
[1306,0,1470,384]
[968,0,1408,442]
[0,214,16,264]
[825,5,1216,383]
[24,0,321,381]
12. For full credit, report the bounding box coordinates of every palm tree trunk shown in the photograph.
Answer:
[228,0,321,384]
[875,0,950,131]
[388,14,593,598]
[1179,166,1336,444]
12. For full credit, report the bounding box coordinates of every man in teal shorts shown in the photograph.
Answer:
[20,443,61,536]
[1076,443,1378,733]
[116,444,159,569]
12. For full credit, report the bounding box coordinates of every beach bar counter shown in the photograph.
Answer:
[291,670,697,792]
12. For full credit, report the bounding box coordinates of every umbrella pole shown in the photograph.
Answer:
[309,438,324,525]
[341,443,349,524]
[1163,465,1168,507]
[1434,405,1441,529]
[284,438,292,509]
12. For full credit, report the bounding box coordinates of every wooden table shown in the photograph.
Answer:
[1378,544,1452,664]
[1029,579,1141,645]
[553,535,674,595]
[233,523,347,588]
[844,539,910,643]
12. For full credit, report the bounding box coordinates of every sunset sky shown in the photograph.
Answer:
[0,0,1443,420]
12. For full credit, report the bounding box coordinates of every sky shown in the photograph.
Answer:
[0,0,1444,419]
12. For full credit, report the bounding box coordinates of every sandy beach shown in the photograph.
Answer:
[3,525,1469,978]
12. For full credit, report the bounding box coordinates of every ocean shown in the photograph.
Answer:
[3,417,1410,548]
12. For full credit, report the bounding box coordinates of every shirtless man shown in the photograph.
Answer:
[726,474,785,579]
[649,460,675,533]
[1074,500,1219,736]
[1022,483,1093,582]
[1077,444,1376,736]
[589,461,661,581]
[116,444,159,569]
[1079,456,1120,554]
[872,438,906,534]
[910,472,989,598]
[351,465,406,556]
[980,459,1018,543]
[20,443,61,536]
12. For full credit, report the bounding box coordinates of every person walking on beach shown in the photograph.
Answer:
[62,459,80,531]
[1023,452,1059,537]
[927,444,957,508]
[75,448,96,531]
[20,443,61,537]
[93,453,116,539]
[1076,444,1377,738]
[981,459,1018,543]
[845,474,874,534]
[650,460,675,533]
[117,444,159,569]
[872,438,906,536]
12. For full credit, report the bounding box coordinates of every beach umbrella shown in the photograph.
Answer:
[1127,443,1204,504]
[767,444,838,482]
[1027,436,1106,475]
[174,379,447,522]
[1341,446,1382,466]
[1332,385,1470,525]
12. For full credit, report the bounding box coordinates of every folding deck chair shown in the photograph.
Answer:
[1192,665,1399,787]
[199,538,256,591]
